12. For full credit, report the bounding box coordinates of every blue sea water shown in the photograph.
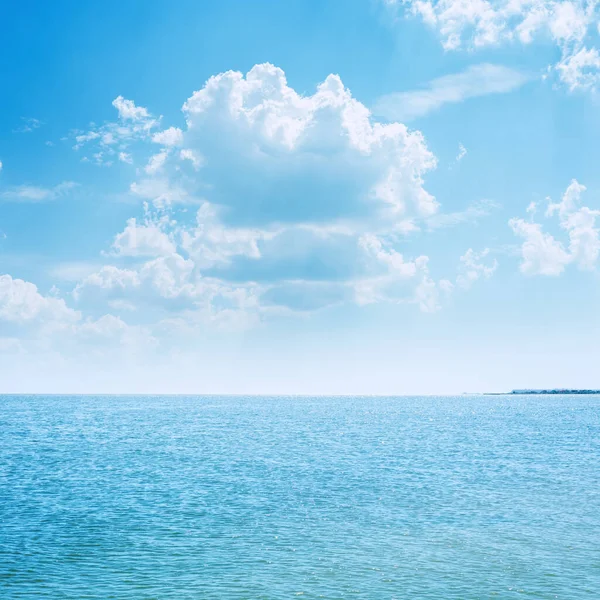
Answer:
[1,394,599,599]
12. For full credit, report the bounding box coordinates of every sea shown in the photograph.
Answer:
[1,394,598,599]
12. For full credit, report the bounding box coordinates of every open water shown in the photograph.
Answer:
[1,394,599,598]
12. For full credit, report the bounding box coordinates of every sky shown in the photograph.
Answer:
[1,0,600,394]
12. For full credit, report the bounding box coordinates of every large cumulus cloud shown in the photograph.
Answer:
[70,63,495,333]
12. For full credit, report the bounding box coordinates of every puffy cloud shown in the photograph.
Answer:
[181,202,265,268]
[397,0,594,49]
[176,63,439,225]
[556,46,600,90]
[0,61,506,369]
[0,274,80,325]
[69,64,494,329]
[511,180,600,275]
[562,206,600,268]
[112,96,150,121]
[73,253,263,327]
[0,273,157,364]
[139,254,196,299]
[152,127,184,147]
[390,0,600,91]
[547,180,600,269]
[73,265,141,301]
[546,178,586,219]
[510,179,600,275]
[73,257,193,306]
[510,218,572,274]
[111,217,177,257]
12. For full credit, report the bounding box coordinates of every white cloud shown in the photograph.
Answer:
[0,160,3,171]
[179,148,203,169]
[0,272,157,362]
[390,0,600,91]
[546,179,600,269]
[414,273,446,312]
[178,63,439,222]
[111,216,177,257]
[509,180,599,275]
[510,218,572,275]
[456,248,498,288]
[72,253,262,327]
[72,96,159,164]
[456,143,467,162]
[181,202,265,268]
[359,233,422,279]
[145,150,169,175]
[74,266,141,300]
[0,181,78,202]
[65,64,496,333]
[112,96,150,121]
[373,64,528,121]
[396,0,594,49]
[139,254,196,299]
[556,46,600,90]
[355,234,441,310]
[0,275,80,325]
[152,127,184,147]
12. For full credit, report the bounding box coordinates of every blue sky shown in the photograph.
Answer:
[2,0,600,393]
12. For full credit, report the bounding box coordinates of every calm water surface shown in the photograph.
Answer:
[1,394,599,599]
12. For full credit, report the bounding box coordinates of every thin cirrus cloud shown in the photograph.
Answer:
[372,64,529,121]
[426,199,501,231]
[0,181,78,202]
[13,117,43,133]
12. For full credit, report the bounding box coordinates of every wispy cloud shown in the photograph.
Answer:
[373,64,529,121]
[49,261,103,282]
[426,199,500,230]
[1,181,78,202]
[14,117,43,133]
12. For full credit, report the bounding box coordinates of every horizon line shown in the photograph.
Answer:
[1,391,599,397]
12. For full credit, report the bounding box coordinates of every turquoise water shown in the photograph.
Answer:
[1,395,599,599]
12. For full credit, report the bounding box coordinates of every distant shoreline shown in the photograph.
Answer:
[487,390,600,395]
